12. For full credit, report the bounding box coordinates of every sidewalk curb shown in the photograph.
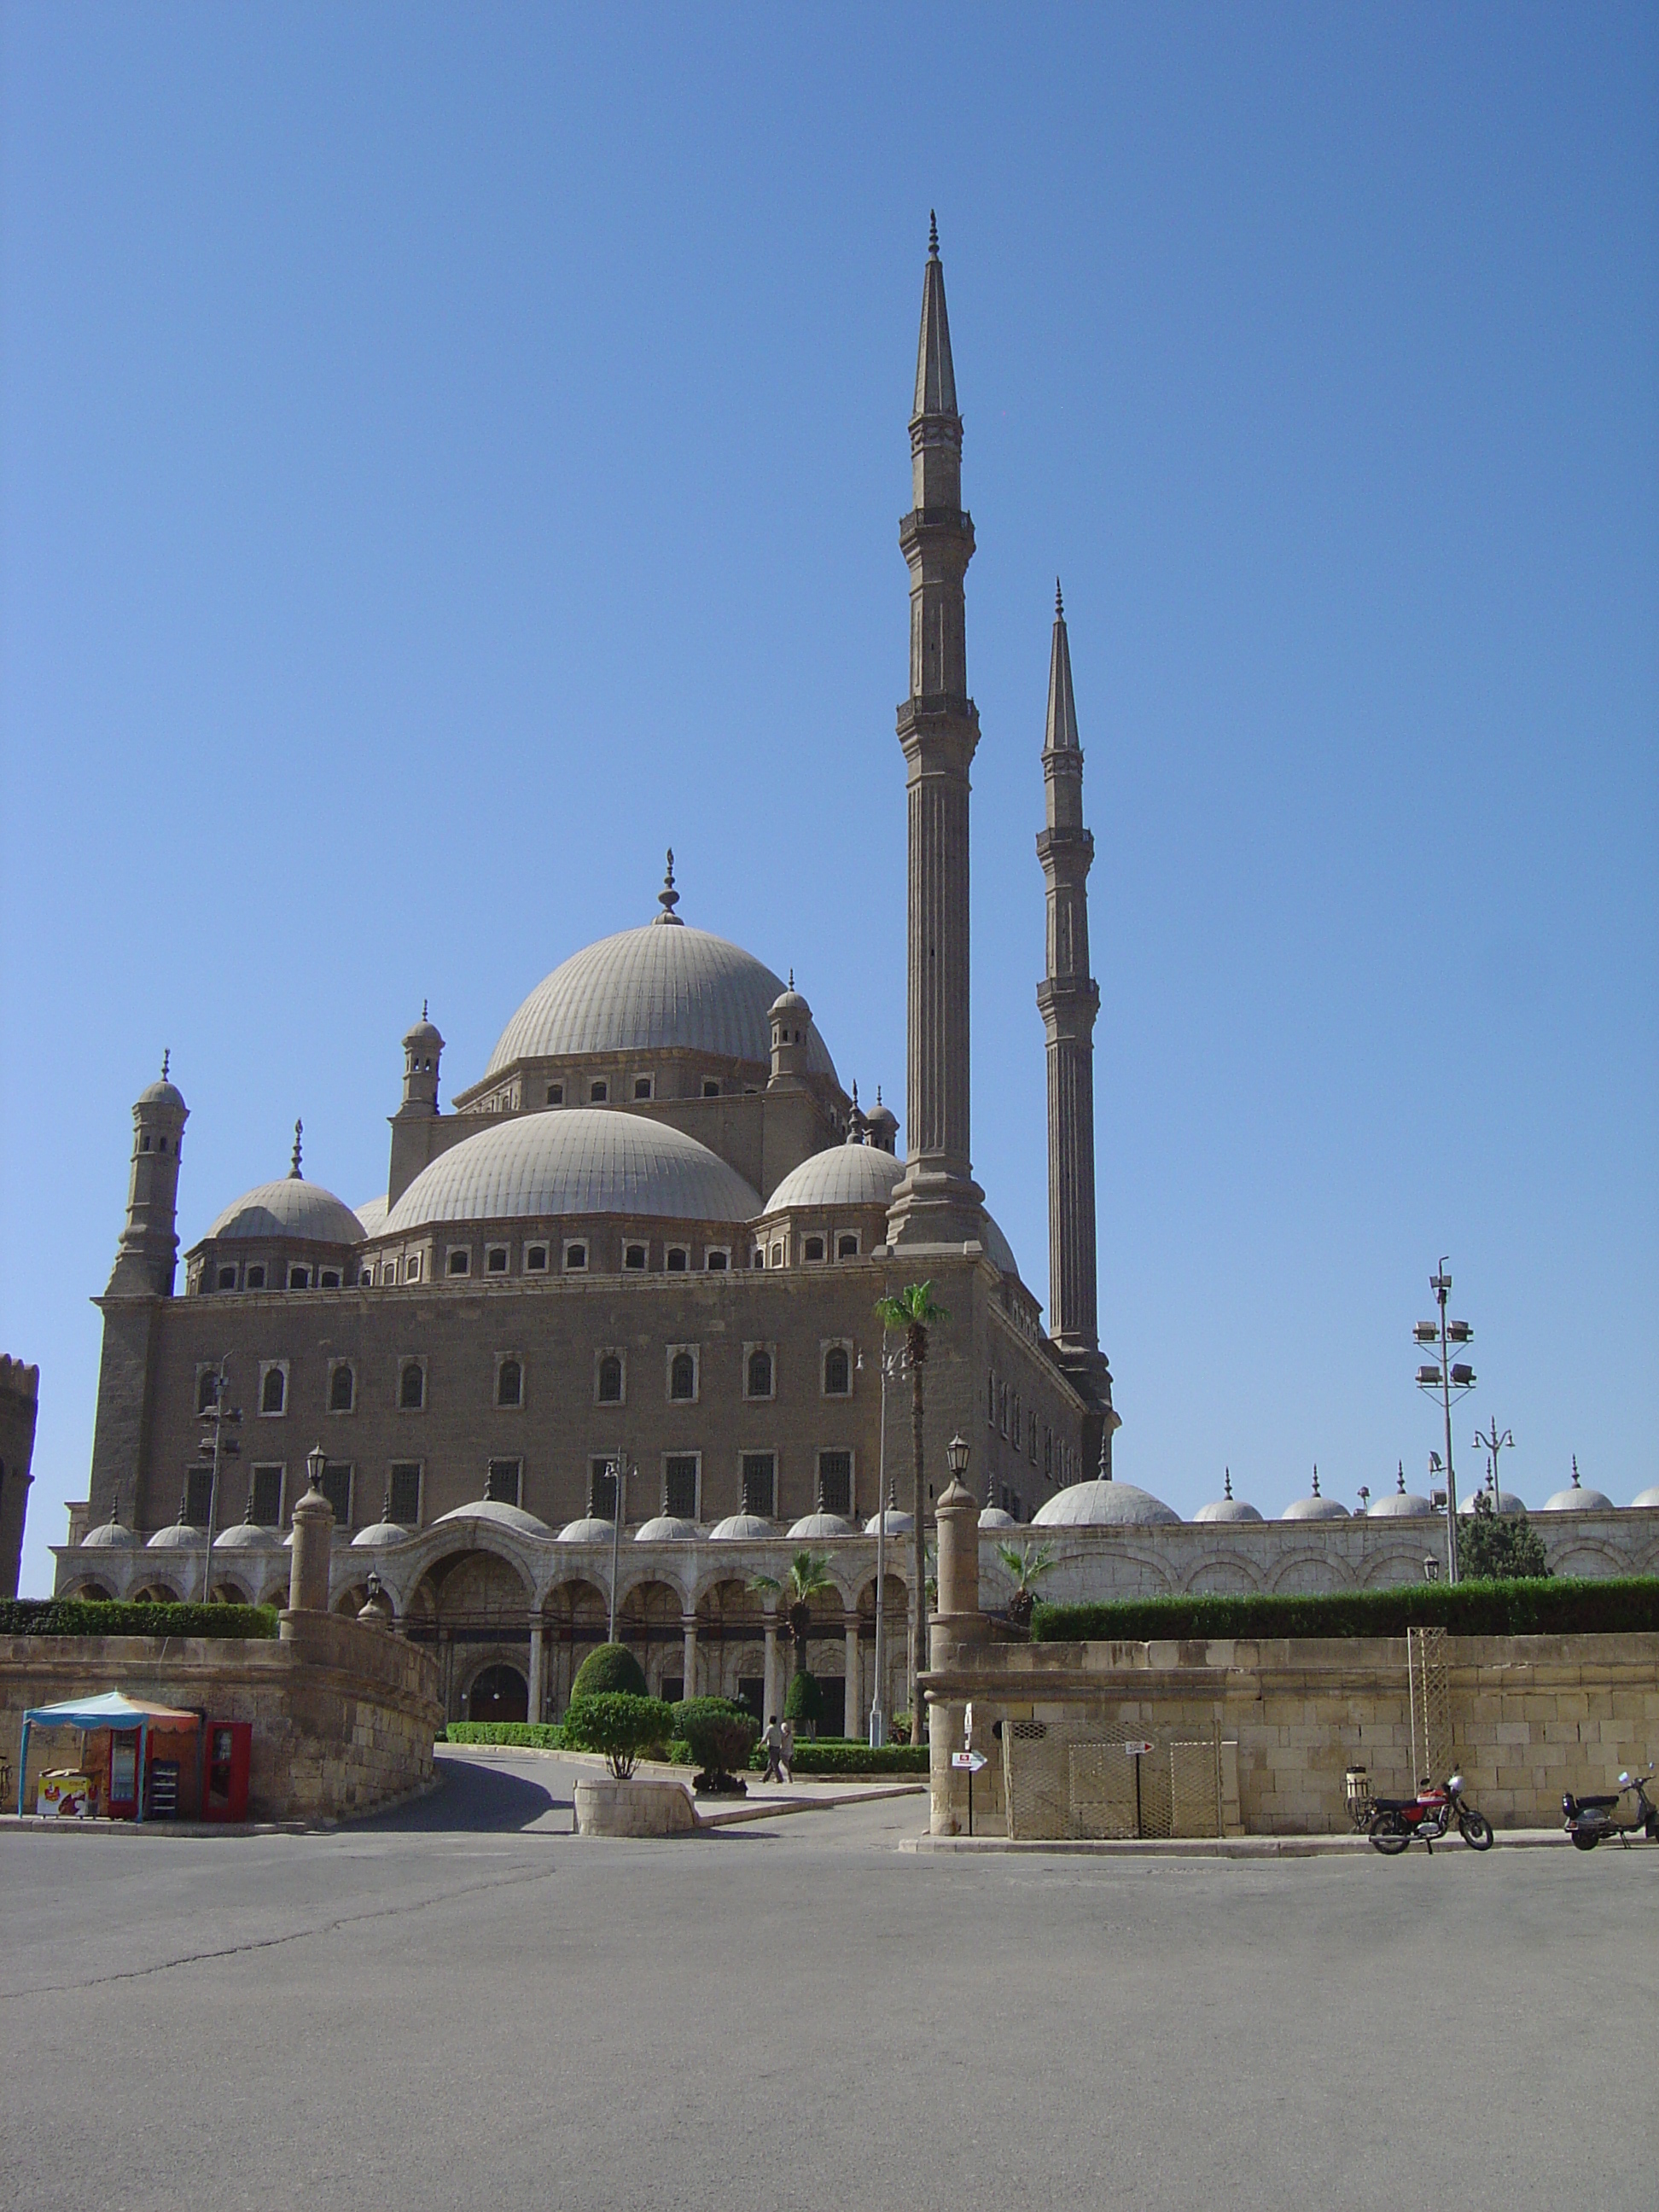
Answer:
[902,1828,1574,1858]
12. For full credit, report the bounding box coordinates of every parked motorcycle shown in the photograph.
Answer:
[1563,1762,1657,1851]
[1369,1773,1493,1854]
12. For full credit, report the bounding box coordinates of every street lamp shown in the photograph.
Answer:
[605,1452,631,1646]
[195,1360,241,1602]
[1472,1418,1516,1510]
[946,1434,969,1482]
[864,1339,909,1749]
[306,1441,327,1493]
[1413,1259,1476,1583]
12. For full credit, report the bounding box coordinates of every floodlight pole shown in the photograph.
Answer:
[197,1358,236,1604]
[606,1452,630,1645]
[868,1339,905,1749]
[1413,1261,1477,1586]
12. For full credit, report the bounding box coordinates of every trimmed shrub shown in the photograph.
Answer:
[746,1738,929,1776]
[672,1698,757,1790]
[0,1598,278,1641]
[570,1643,649,1699]
[444,1722,565,1749]
[1458,1515,1551,1583]
[1031,1575,1659,1646]
[783,1670,824,1727]
[560,1691,676,1778]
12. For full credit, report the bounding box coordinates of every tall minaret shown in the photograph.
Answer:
[106,1055,189,1297]
[887,215,985,1250]
[1036,587,1116,1467]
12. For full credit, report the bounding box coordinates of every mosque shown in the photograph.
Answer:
[52,228,1657,1726]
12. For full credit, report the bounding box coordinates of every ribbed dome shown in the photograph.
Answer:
[1541,1481,1614,1512]
[352,1520,412,1548]
[205,1179,365,1246]
[1195,1495,1265,1524]
[147,1522,202,1549]
[709,1511,775,1540]
[383,1109,762,1235]
[765,1144,905,1214]
[1033,1480,1180,1528]
[355,1196,389,1237]
[83,1516,137,1549]
[215,1521,281,1550]
[636,1514,700,1542]
[486,924,838,1081]
[787,1511,856,1539]
[434,1499,554,1539]
[557,1516,617,1543]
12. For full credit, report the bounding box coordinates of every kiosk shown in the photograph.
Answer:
[15,1690,201,1822]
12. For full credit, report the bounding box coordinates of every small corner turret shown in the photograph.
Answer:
[106,1054,189,1297]
[399,1001,444,1117]
[767,972,813,1090]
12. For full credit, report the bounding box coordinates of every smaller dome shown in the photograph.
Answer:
[137,1078,187,1111]
[403,1010,444,1050]
[1282,1471,1349,1522]
[865,1505,914,1534]
[205,1179,365,1247]
[83,1516,137,1549]
[352,1520,412,1548]
[979,1212,1022,1283]
[1458,1490,1527,1516]
[215,1521,281,1551]
[355,1196,389,1237]
[787,1511,855,1539]
[557,1516,617,1543]
[1541,1483,1614,1513]
[1371,1467,1438,1519]
[1195,1472,1263,1524]
[434,1499,553,1539]
[977,1505,1016,1530]
[769,984,812,1021]
[765,1144,905,1215]
[1033,1480,1180,1529]
[636,1514,700,1542]
[147,1522,202,1549]
[708,1511,775,1541]
[1631,1487,1659,1509]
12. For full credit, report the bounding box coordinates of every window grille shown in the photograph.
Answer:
[589,1458,619,1519]
[251,1466,283,1526]
[664,1455,699,1519]
[741,1453,777,1518]
[823,1345,850,1395]
[746,1348,773,1400]
[329,1364,354,1413]
[399,1362,425,1411]
[818,1451,852,1516]
[387,1464,421,1526]
[321,1463,352,1528]
[486,1459,521,1509]
[185,1466,214,1525]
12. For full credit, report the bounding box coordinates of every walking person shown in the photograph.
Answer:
[779,1716,795,1784]
[762,1714,785,1783]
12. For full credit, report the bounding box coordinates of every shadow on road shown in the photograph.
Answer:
[359,1751,570,1834]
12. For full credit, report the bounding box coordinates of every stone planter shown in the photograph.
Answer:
[573,1774,697,1837]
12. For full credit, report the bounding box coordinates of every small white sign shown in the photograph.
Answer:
[1125,1740,1155,1757]
[952,1750,987,1773]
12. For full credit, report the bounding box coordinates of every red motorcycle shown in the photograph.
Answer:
[1369,1773,1493,1854]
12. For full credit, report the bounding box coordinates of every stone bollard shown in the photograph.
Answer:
[288,1456,335,1614]
[928,1454,985,1836]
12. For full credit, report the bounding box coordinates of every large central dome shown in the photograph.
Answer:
[485,923,838,1082]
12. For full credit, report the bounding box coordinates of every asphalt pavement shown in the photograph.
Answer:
[2,1746,1654,2212]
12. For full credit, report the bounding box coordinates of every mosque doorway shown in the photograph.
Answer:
[469,1665,528,1724]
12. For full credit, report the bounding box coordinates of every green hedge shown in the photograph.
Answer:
[443,1722,565,1749]
[746,1737,929,1776]
[0,1598,279,1641]
[1031,1575,1659,1645]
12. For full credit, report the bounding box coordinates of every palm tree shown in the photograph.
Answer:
[748,1551,835,1679]
[872,1279,951,1742]
[995,1539,1057,1633]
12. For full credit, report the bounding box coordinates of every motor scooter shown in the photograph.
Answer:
[1368,1773,1493,1854]
[1563,1762,1657,1851]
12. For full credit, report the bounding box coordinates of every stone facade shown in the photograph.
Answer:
[1,1355,39,1600]
[3,1611,440,1823]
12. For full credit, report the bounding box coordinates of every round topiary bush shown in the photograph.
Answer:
[672,1697,757,1794]
[570,1642,648,1700]
[783,1670,824,1732]
[561,1691,675,1778]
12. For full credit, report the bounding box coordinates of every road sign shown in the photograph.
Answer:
[1124,1741,1154,1757]
[951,1750,987,1773]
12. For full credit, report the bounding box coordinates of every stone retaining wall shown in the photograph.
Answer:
[921,1631,1659,1836]
[2,1612,441,1822]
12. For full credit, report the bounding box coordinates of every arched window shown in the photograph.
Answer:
[197,1370,219,1415]
[823,1345,850,1396]
[746,1348,772,1400]
[329,1364,354,1413]
[399,1361,425,1411]
[669,1351,696,1402]
[496,1358,522,1408]
[261,1366,286,1416]
[597,1354,623,1405]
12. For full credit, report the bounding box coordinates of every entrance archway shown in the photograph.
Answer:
[469,1665,528,1723]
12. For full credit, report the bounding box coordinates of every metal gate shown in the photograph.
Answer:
[1406,1625,1451,1789]
[1004,1722,1225,1842]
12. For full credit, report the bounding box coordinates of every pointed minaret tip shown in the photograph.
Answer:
[913,217,958,420]
[928,208,939,257]
[1055,577,1064,620]
[1044,583,1080,754]
[160,1048,171,1082]
[290,1119,304,1179]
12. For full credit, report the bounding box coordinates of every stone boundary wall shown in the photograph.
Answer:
[921,1631,1659,1837]
[1,1613,441,1823]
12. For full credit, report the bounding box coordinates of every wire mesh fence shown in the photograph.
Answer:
[1004,1720,1225,1841]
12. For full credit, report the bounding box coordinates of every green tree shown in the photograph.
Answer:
[783,1670,825,1732]
[995,1539,1058,1633]
[570,1642,648,1699]
[873,1280,951,1741]
[672,1697,757,1790]
[560,1691,674,1779]
[1458,1509,1551,1582]
[749,1551,835,1679]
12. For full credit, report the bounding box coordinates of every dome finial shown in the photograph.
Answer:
[1311,1465,1320,1498]
[1224,1467,1232,1500]
[655,847,684,925]
[422,998,428,1021]
[160,1048,171,1082]
[1571,1453,1580,1488]
[928,208,939,257]
[1397,1461,1407,1493]
[1055,576,1063,619]
[290,1119,303,1179]
[789,968,795,990]
[1098,1427,1112,1482]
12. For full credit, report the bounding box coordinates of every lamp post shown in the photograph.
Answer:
[1413,1259,1476,1583]
[864,1338,908,1748]
[1472,1418,1515,1509]
[605,1452,630,1646]
[195,1359,241,1603]
[306,1441,327,1493]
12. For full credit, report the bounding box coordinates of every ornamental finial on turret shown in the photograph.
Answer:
[1224,1468,1232,1500]
[655,847,683,925]
[290,1119,303,1179]
[928,208,939,258]
[160,1048,171,1082]
[1312,1466,1321,1498]
[1055,577,1063,620]
[1099,1428,1112,1482]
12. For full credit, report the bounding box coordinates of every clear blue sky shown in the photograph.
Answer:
[3,7,1654,1593]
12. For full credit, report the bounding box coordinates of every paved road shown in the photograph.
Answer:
[3,1749,1655,2212]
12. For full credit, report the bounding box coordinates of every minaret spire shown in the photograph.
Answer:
[887,216,984,1250]
[1036,587,1116,1466]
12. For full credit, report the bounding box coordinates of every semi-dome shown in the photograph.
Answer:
[204,1179,365,1247]
[1195,1476,1264,1524]
[382,1109,762,1235]
[355,1196,388,1237]
[83,1515,137,1549]
[434,1499,554,1539]
[787,1510,856,1539]
[147,1522,202,1549]
[557,1516,617,1543]
[765,1144,905,1214]
[1033,1480,1180,1529]
[636,1514,700,1542]
[486,923,838,1082]
[709,1511,775,1540]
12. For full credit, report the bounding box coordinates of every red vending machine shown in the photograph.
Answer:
[203,1722,252,1822]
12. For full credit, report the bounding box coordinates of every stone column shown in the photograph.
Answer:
[287,1464,334,1615]
[527,1624,545,1723]
[843,1623,860,1739]
[763,1619,780,1723]
[681,1618,698,1702]
[929,1467,985,1836]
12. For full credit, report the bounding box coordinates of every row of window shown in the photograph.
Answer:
[199,1445,864,1533]
[218,1340,858,1423]
[986,1368,1074,1485]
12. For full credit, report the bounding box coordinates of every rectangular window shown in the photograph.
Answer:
[185,1466,215,1525]
[741,1452,777,1518]
[701,1079,721,1098]
[998,1383,1008,1438]
[486,1458,522,1508]
[705,1247,730,1272]
[486,1245,509,1274]
[288,1265,310,1290]
[987,1371,996,1424]
[836,1232,859,1260]
[387,1463,422,1526]
[216,1265,238,1291]
[381,1260,398,1286]
[818,1450,852,1517]
[633,1074,654,1100]
[664,1454,700,1519]
[589,1079,608,1103]
[447,1248,470,1278]
[546,1083,564,1107]
[625,1243,647,1271]
[563,1241,587,1271]
[665,1246,688,1272]
[321,1463,352,1528]
[1044,1428,1053,1477]
[803,1235,825,1262]
[589,1458,619,1519]
[525,1244,548,1272]
[251,1465,284,1526]
[405,1253,422,1283]
[246,1264,266,1290]
[769,1241,784,1269]
[319,1269,341,1289]
[1029,1412,1038,1464]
